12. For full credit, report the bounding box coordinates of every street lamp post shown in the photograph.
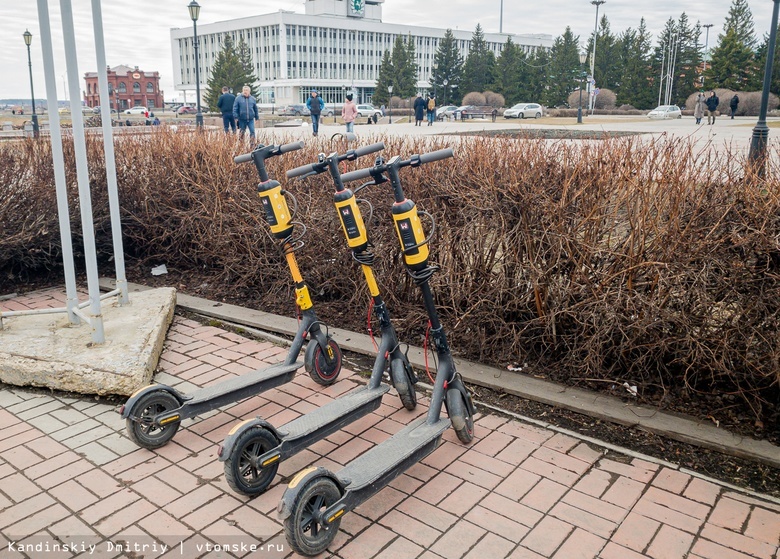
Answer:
[748,0,780,177]
[702,23,713,86]
[388,85,393,124]
[22,30,39,138]
[443,79,448,106]
[188,1,203,128]
[590,0,605,114]
[577,52,587,124]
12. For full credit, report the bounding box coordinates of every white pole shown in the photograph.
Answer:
[36,0,80,325]
[91,0,129,305]
[589,1,605,113]
[60,0,105,344]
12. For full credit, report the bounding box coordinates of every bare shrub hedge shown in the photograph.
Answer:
[1,130,779,422]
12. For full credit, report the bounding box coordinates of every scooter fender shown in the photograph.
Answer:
[276,466,343,521]
[218,418,282,463]
[119,385,181,420]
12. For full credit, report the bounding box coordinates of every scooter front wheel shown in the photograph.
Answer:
[224,426,280,496]
[305,339,342,385]
[125,390,181,449]
[390,359,417,411]
[284,475,342,556]
[446,388,475,444]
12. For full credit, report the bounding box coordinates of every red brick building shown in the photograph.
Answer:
[83,65,163,111]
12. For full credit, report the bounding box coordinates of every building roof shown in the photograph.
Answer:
[84,65,160,78]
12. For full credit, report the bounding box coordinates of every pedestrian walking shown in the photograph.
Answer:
[729,94,739,119]
[232,85,259,141]
[413,93,425,126]
[705,91,719,125]
[342,93,358,133]
[693,92,706,125]
[217,86,236,132]
[306,90,325,136]
[380,104,385,117]
[426,94,436,126]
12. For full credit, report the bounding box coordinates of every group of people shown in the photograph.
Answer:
[413,93,436,126]
[693,91,739,125]
[217,85,446,138]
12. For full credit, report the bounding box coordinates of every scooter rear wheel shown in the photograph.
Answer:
[446,388,475,444]
[125,390,181,449]
[391,359,417,411]
[284,475,342,556]
[224,426,280,496]
[305,339,342,385]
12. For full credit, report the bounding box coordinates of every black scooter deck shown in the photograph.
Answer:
[278,385,390,444]
[337,416,450,490]
[184,361,302,412]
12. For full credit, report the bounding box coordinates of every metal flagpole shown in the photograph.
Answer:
[91,0,129,305]
[60,0,106,343]
[36,0,80,325]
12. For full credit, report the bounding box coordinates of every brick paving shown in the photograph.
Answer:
[0,289,779,559]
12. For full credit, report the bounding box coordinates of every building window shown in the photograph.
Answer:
[133,82,141,93]
[118,82,127,93]
[146,82,154,93]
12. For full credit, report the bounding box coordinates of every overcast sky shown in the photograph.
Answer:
[0,0,775,102]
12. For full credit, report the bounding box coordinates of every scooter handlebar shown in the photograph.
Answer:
[417,148,454,165]
[353,142,385,158]
[340,167,375,184]
[286,162,320,179]
[234,140,305,164]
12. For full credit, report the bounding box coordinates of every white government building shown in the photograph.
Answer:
[170,0,553,107]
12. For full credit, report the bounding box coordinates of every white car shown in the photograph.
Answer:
[125,106,148,115]
[356,104,382,118]
[503,103,543,119]
[647,105,682,119]
[436,105,458,118]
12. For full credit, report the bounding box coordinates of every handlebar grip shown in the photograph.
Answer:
[234,152,253,164]
[286,163,318,179]
[279,140,305,154]
[354,142,385,158]
[340,167,375,184]
[418,148,454,164]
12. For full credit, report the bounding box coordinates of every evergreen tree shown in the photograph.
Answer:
[493,38,526,106]
[390,35,417,98]
[547,27,581,107]
[592,16,620,91]
[204,35,255,112]
[723,0,757,48]
[706,27,755,90]
[402,34,419,96]
[524,47,550,104]
[754,25,780,94]
[615,19,655,109]
[461,24,496,96]
[431,29,463,105]
[237,38,259,90]
[373,50,393,106]
[673,14,703,103]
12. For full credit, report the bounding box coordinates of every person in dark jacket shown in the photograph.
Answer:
[729,94,739,119]
[306,90,325,136]
[232,85,259,140]
[413,93,425,126]
[705,91,719,125]
[217,86,236,132]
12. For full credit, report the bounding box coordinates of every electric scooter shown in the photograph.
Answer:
[277,148,476,556]
[218,142,419,496]
[120,141,343,449]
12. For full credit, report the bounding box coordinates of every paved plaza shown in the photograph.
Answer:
[1,288,778,558]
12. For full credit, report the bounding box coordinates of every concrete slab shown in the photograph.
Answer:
[0,288,176,396]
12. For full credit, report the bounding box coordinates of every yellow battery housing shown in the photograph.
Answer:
[258,180,294,239]
[392,202,429,269]
[334,195,368,250]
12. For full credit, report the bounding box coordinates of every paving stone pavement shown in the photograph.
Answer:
[1,289,779,559]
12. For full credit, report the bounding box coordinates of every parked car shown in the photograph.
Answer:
[503,103,544,119]
[436,105,458,119]
[125,106,148,115]
[453,105,474,119]
[647,105,682,119]
[92,106,118,114]
[176,105,197,115]
[279,104,310,116]
[355,104,382,118]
